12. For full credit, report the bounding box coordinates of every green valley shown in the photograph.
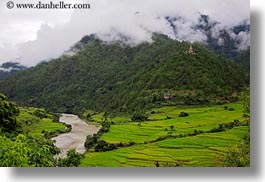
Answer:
[0,34,250,167]
[0,0,251,169]
[80,103,249,167]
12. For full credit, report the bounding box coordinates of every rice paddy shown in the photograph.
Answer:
[80,103,249,167]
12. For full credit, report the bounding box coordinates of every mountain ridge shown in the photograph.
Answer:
[0,34,249,114]
[0,62,27,82]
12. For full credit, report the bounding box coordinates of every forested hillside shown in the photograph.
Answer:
[0,62,27,82]
[194,15,250,70]
[0,34,249,114]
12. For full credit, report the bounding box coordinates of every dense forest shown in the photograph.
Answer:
[0,34,249,114]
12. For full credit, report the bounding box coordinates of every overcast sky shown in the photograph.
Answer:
[0,0,249,66]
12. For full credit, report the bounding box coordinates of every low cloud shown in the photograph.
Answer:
[0,67,13,72]
[0,0,250,66]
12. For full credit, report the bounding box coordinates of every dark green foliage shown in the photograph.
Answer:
[234,48,250,71]
[84,134,98,150]
[86,113,91,120]
[58,149,83,167]
[131,112,148,122]
[240,87,250,114]
[52,113,60,122]
[103,112,108,121]
[193,129,203,135]
[0,93,21,133]
[95,140,117,152]
[210,120,245,133]
[0,34,249,114]
[224,106,235,111]
[220,131,250,167]
[1,62,26,70]
[98,121,111,135]
[154,160,182,167]
[179,112,189,117]
[151,135,174,143]
[0,134,59,167]
[33,109,48,119]
[209,127,225,133]
[0,62,27,82]
[129,140,136,146]
[243,113,249,118]
[233,120,240,125]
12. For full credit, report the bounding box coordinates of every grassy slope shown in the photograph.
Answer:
[17,107,65,136]
[80,103,249,167]
[100,103,244,143]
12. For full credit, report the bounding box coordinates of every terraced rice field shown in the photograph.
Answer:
[17,107,65,136]
[80,103,249,167]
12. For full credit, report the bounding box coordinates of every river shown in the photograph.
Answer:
[52,114,100,158]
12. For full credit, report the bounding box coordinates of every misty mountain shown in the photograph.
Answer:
[0,62,27,82]
[165,14,250,70]
[66,15,250,70]
[0,34,249,114]
[198,15,249,68]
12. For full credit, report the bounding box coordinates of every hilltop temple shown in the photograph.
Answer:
[188,45,196,55]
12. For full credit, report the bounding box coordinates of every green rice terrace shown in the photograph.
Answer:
[80,103,249,167]
[17,107,67,137]
[0,92,250,167]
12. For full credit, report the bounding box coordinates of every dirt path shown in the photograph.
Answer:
[52,114,100,158]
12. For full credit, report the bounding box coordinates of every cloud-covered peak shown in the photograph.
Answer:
[0,0,249,66]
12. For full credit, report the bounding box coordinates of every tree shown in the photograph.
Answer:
[58,149,83,167]
[86,113,91,120]
[98,121,111,135]
[0,134,30,167]
[84,134,97,150]
[0,134,59,167]
[179,112,189,117]
[219,132,250,167]
[131,112,148,122]
[240,87,250,114]
[0,93,21,133]
[94,140,117,152]
[28,135,60,167]
[95,140,109,152]
[103,112,108,121]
